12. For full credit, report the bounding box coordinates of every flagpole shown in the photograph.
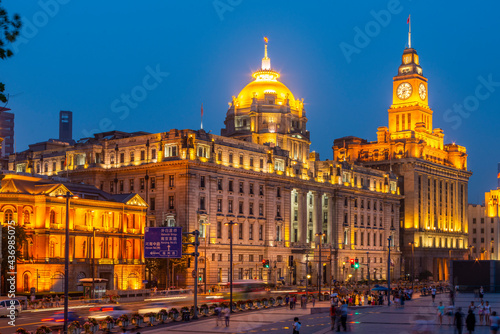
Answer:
[408,15,411,48]
[201,103,204,130]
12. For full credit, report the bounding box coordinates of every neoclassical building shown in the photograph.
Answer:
[332,45,472,281]
[9,41,402,288]
[0,174,147,293]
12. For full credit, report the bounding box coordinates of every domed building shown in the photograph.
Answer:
[221,40,310,166]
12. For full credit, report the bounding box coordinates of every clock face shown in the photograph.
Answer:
[419,83,427,100]
[397,82,412,100]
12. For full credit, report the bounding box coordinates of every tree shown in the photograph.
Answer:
[0,2,22,103]
[1,224,27,293]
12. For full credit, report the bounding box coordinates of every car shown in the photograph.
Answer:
[0,299,22,317]
[88,305,132,320]
[138,302,169,315]
[41,311,83,327]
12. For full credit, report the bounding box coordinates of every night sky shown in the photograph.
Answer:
[3,1,500,204]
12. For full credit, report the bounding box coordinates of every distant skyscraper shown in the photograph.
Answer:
[0,107,14,157]
[59,110,72,141]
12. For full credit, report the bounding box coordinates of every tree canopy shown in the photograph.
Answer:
[0,1,22,103]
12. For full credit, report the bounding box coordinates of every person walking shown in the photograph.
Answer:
[214,305,222,327]
[337,302,348,332]
[293,317,301,334]
[224,306,230,327]
[490,311,500,334]
[431,286,437,305]
[454,307,464,334]
[446,302,455,326]
[479,301,485,325]
[485,301,491,325]
[312,295,316,307]
[330,304,337,330]
[466,310,476,334]
[437,302,445,326]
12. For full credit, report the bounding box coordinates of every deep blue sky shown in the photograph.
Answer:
[3,1,500,204]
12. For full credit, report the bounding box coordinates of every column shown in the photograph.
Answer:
[327,194,334,246]
[313,191,322,237]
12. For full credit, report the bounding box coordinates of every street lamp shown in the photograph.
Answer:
[202,222,210,294]
[92,227,100,300]
[224,221,237,313]
[57,191,77,334]
[409,241,415,292]
[305,254,309,298]
[387,235,392,307]
[315,232,326,298]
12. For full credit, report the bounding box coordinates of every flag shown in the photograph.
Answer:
[201,103,204,118]
[407,15,410,24]
[264,36,268,43]
[64,156,67,167]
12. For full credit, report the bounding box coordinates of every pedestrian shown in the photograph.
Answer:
[469,301,476,315]
[491,311,500,334]
[437,301,445,326]
[286,295,290,307]
[337,301,348,332]
[224,306,230,327]
[446,302,455,326]
[479,286,484,301]
[293,317,301,334]
[466,310,476,334]
[214,305,222,326]
[54,295,60,307]
[431,286,437,305]
[479,301,485,325]
[330,304,337,330]
[454,307,464,334]
[485,301,491,325]
[312,295,316,307]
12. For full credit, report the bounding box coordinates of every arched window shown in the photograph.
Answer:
[23,273,30,292]
[50,210,56,225]
[50,240,56,257]
[23,210,31,224]
[4,209,13,223]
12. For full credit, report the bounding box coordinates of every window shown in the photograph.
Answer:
[277,187,281,198]
[249,183,254,195]
[129,179,134,191]
[239,155,243,165]
[250,157,254,167]
[238,225,243,239]
[239,201,244,214]
[274,159,285,172]
[354,199,358,207]
[472,229,476,234]
[249,224,254,240]
[197,145,209,158]
[277,205,281,217]
[481,228,484,234]
[217,179,223,190]
[169,175,175,187]
[120,153,125,163]
[361,200,364,209]
[473,218,477,224]
[354,231,357,245]
[151,149,156,160]
[367,232,370,246]
[212,253,215,261]
[141,150,145,161]
[60,160,65,170]
[168,196,175,209]
[229,153,233,163]
[260,158,264,169]
[239,182,244,193]
[52,161,56,171]
[110,181,114,193]
[259,225,263,240]
[217,199,222,212]
[344,197,348,207]
[360,232,364,246]
[140,178,145,190]
[249,202,254,215]
[259,185,264,196]
[200,176,205,188]
[229,180,234,192]
[200,197,206,211]
[150,198,156,211]
[259,204,264,216]
[228,200,233,213]
[119,180,124,192]
[481,218,485,224]
[150,177,156,189]
[249,254,254,262]
[165,145,178,157]
[217,222,222,238]
[238,254,243,261]
[354,214,358,225]
[130,151,135,162]
[217,151,222,161]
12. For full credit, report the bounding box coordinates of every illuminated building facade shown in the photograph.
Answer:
[9,41,402,287]
[468,169,500,261]
[333,45,471,281]
[0,174,147,293]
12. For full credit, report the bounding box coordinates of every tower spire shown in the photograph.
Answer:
[262,36,270,70]
[407,15,411,48]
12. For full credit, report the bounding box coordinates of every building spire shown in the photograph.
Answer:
[407,15,411,48]
[262,36,271,70]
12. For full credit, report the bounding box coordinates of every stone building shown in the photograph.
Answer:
[8,40,402,288]
[0,174,147,293]
[332,45,471,281]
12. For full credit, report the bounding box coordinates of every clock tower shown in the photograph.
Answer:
[388,47,433,134]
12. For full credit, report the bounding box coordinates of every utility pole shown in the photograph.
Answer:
[182,230,200,319]
[367,251,370,292]
[305,254,309,298]
[387,235,392,307]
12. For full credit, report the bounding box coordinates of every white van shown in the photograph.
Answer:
[0,299,22,317]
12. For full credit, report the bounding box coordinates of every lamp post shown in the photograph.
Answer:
[92,227,100,300]
[387,235,392,307]
[366,251,370,292]
[315,232,326,298]
[58,191,77,334]
[202,222,210,294]
[305,254,309,298]
[409,241,414,292]
[224,221,237,313]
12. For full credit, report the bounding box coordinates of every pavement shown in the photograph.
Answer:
[143,292,500,334]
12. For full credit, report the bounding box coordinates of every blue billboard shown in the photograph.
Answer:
[144,227,182,258]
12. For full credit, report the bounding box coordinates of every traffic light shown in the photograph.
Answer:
[350,259,355,268]
[262,259,266,268]
[265,260,270,268]
[198,275,203,282]
[354,258,359,269]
